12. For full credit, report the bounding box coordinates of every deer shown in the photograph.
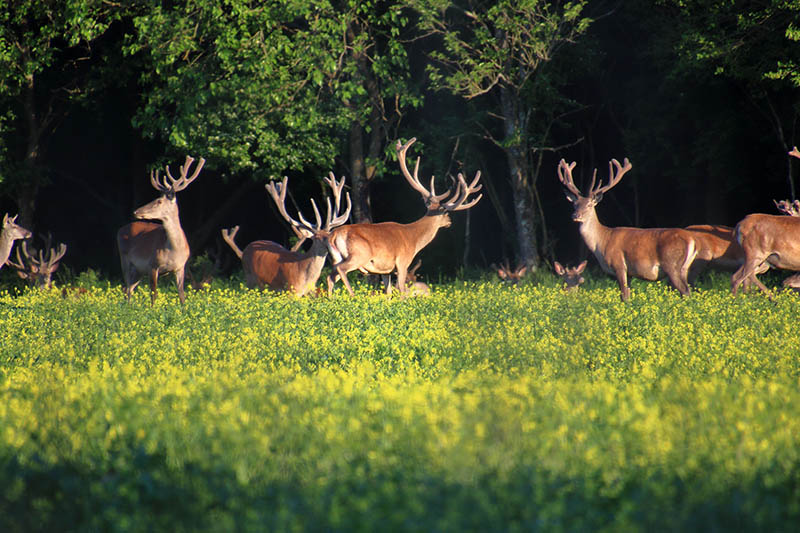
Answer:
[0,213,32,270]
[557,157,698,301]
[117,155,205,305]
[326,137,482,296]
[492,259,528,285]
[554,260,587,292]
[7,234,67,288]
[221,173,351,296]
[405,259,430,296]
[731,146,800,296]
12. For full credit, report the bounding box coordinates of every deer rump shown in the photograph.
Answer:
[241,240,317,290]
[592,226,697,281]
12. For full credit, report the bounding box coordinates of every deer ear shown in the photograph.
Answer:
[516,266,527,277]
[554,262,564,275]
[496,268,508,280]
[576,260,587,273]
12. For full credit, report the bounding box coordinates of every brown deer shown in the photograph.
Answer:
[327,137,482,295]
[492,259,527,285]
[0,213,32,270]
[117,155,205,305]
[221,173,351,296]
[557,158,697,301]
[554,260,587,291]
[7,235,66,288]
[731,146,800,296]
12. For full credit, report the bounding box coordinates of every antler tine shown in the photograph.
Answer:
[165,155,206,193]
[296,198,323,232]
[789,146,800,159]
[595,157,632,195]
[7,244,28,271]
[441,171,483,211]
[265,177,316,235]
[396,137,436,201]
[322,173,352,230]
[557,159,583,198]
[47,243,67,267]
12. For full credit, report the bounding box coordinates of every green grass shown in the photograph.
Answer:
[0,275,798,531]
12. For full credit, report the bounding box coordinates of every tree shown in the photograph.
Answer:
[411,0,591,268]
[0,0,122,228]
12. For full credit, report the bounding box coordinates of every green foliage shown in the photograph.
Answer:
[1,278,799,529]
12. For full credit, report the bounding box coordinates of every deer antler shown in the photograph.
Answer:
[774,199,800,217]
[396,138,482,211]
[151,155,206,194]
[789,146,800,159]
[592,158,633,196]
[266,175,351,238]
[557,160,582,197]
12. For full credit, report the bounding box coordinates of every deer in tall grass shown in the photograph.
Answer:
[326,137,482,295]
[558,157,697,301]
[7,234,66,288]
[554,260,587,292]
[117,155,205,305]
[731,146,800,296]
[0,214,31,270]
[493,259,527,285]
[222,173,351,296]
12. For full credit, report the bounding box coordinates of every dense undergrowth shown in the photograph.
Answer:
[0,273,798,531]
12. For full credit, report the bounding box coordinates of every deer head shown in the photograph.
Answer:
[493,259,527,285]
[554,260,587,291]
[557,158,633,222]
[8,235,67,288]
[134,155,205,222]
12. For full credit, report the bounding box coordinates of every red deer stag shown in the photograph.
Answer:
[222,173,351,296]
[492,259,527,285]
[731,146,800,296]
[557,158,697,301]
[0,213,32,270]
[554,260,587,292]
[327,137,482,295]
[117,155,205,305]
[7,235,66,288]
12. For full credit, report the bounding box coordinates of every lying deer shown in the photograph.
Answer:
[7,236,67,288]
[327,137,482,295]
[117,155,205,305]
[0,213,32,270]
[493,259,527,285]
[222,173,351,296]
[731,146,800,296]
[405,259,430,296]
[554,260,587,292]
[558,158,697,301]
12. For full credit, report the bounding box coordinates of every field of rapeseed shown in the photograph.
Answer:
[0,275,799,531]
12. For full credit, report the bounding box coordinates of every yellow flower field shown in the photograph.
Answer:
[0,278,798,531]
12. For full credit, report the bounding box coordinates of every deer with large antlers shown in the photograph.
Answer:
[117,155,205,305]
[0,213,32,270]
[558,158,697,301]
[731,146,800,296]
[326,137,482,295]
[7,234,66,288]
[222,173,351,296]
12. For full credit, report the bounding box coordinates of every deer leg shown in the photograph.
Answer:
[123,265,141,302]
[615,270,630,302]
[175,267,186,305]
[149,269,159,306]
[382,275,392,295]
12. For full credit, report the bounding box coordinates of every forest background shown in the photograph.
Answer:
[1,0,798,281]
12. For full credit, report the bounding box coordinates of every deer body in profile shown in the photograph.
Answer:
[0,214,32,270]
[117,155,205,305]
[731,147,800,296]
[327,137,482,295]
[558,158,698,301]
[222,174,351,296]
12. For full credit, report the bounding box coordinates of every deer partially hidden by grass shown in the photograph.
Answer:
[117,155,205,305]
[558,157,697,301]
[492,259,527,285]
[222,173,351,296]
[554,260,587,292]
[7,234,66,288]
[0,213,32,271]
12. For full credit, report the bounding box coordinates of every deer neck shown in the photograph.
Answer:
[293,238,329,293]
[407,213,449,255]
[159,211,189,255]
[0,231,16,265]
[577,208,612,260]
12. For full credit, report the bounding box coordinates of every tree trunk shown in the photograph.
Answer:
[19,73,42,230]
[349,122,373,223]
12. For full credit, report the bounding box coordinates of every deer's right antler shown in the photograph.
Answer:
[151,155,206,194]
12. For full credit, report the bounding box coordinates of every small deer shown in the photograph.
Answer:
[404,259,430,296]
[117,155,205,305]
[732,146,800,296]
[327,138,482,295]
[222,173,351,296]
[493,259,527,285]
[558,157,697,301]
[554,260,587,291]
[7,236,67,288]
[0,213,32,270]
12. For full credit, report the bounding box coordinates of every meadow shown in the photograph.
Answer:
[0,272,798,531]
